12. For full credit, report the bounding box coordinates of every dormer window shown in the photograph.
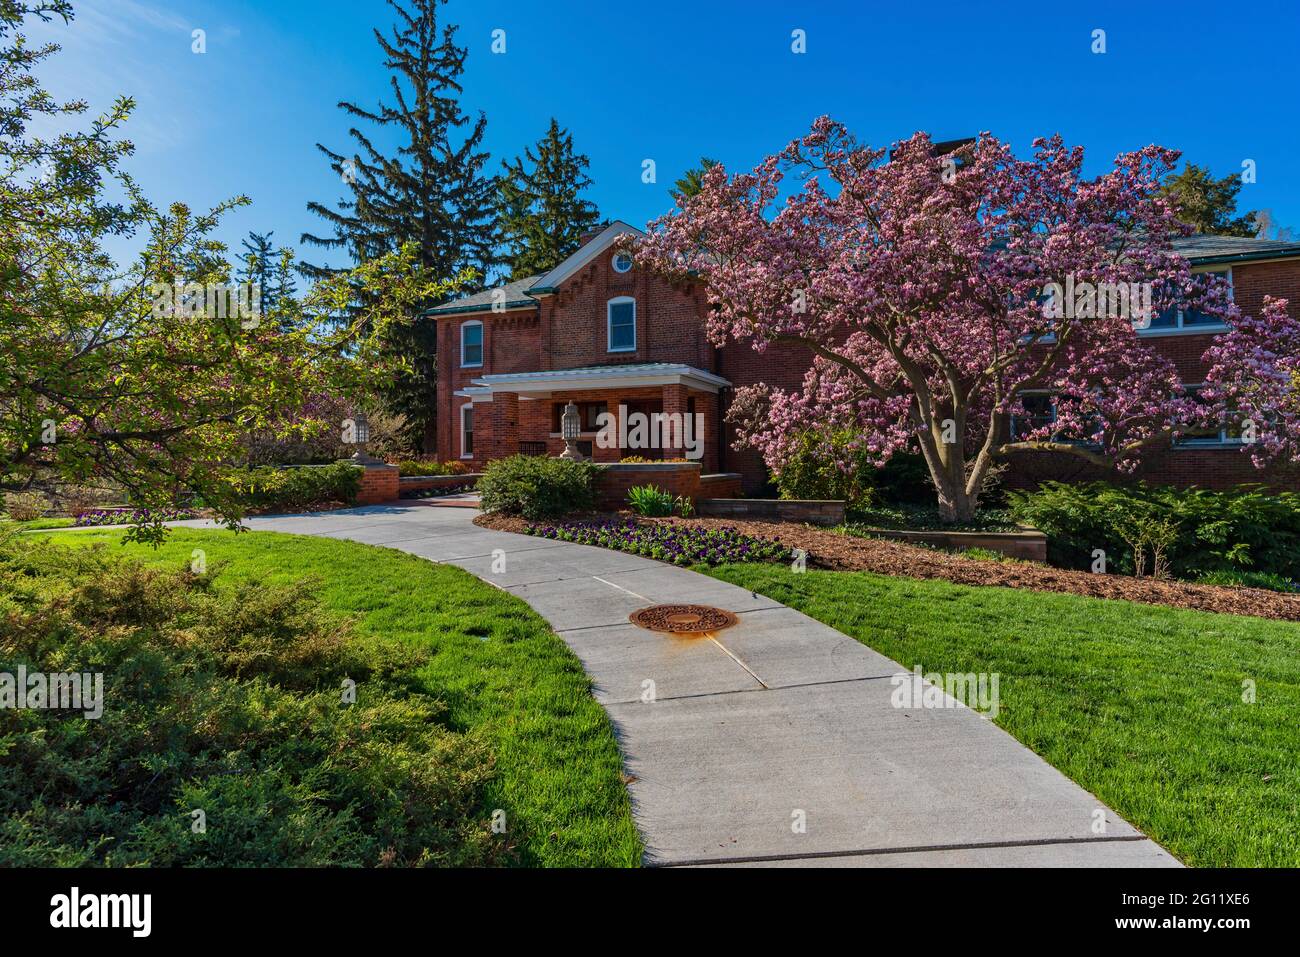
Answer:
[607,297,636,352]
[460,320,483,367]
[611,252,633,274]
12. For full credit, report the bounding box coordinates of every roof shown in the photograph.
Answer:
[530,220,646,291]
[427,229,1300,319]
[1172,234,1300,264]
[457,362,731,398]
[425,273,543,317]
[426,220,649,318]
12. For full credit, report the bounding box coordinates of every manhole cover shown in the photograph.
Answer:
[629,604,739,634]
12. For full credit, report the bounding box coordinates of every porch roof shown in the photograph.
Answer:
[458,362,731,398]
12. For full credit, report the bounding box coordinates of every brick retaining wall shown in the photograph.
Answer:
[698,473,743,499]
[594,462,701,510]
[863,527,1048,562]
[697,498,846,525]
[398,473,482,493]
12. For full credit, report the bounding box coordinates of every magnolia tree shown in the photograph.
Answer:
[636,117,1291,521]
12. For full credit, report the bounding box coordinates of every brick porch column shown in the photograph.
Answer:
[700,391,720,474]
[488,392,519,460]
[662,383,688,460]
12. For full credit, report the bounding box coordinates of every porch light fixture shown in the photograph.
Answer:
[348,412,380,465]
[558,401,585,461]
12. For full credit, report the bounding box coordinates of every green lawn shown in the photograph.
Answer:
[702,563,1300,867]
[42,528,641,867]
[2,517,74,530]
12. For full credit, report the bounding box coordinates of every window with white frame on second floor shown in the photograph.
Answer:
[461,320,483,367]
[608,297,636,352]
[1147,269,1232,332]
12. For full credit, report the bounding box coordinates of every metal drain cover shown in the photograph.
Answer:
[629,604,739,634]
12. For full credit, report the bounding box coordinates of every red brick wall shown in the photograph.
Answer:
[356,464,399,505]
[594,464,701,510]
[540,254,717,372]
[698,473,743,498]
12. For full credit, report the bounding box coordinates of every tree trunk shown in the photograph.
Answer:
[932,471,977,524]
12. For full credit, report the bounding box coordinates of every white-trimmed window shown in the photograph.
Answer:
[611,252,633,274]
[460,320,483,367]
[460,403,474,458]
[1175,383,1245,447]
[1144,269,1233,334]
[607,297,636,352]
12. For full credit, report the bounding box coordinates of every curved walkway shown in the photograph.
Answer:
[181,503,1179,868]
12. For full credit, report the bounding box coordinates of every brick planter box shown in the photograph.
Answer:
[698,473,743,499]
[860,527,1048,562]
[593,462,701,510]
[696,498,846,526]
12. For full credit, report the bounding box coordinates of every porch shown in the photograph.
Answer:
[453,363,730,473]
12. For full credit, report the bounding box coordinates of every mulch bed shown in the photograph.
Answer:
[474,511,1300,623]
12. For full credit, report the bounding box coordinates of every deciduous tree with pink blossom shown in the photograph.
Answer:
[636,118,1291,522]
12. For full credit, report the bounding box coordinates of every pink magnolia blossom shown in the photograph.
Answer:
[636,118,1286,520]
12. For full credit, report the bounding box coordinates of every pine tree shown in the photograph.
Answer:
[239,231,299,328]
[1159,163,1257,237]
[301,0,497,451]
[498,118,600,279]
[239,230,276,302]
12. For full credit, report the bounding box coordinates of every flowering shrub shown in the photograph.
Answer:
[74,508,197,527]
[524,518,790,566]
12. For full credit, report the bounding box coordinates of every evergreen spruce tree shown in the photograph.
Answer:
[1159,163,1257,237]
[239,230,276,303]
[301,0,497,451]
[240,231,300,329]
[498,118,601,279]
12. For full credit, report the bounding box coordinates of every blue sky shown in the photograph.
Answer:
[27,0,1300,271]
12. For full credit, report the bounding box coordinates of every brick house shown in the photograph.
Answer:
[428,222,1300,493]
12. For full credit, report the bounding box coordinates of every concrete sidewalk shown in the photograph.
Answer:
[176,503,1180,868]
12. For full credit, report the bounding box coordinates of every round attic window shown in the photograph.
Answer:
[611,252,633,274]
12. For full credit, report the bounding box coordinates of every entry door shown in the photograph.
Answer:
[620,400,664,460]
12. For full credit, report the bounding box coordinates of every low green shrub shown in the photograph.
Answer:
[476,455,597,520]
[1195,569,1298,592]
[1008,481,1300,579]
[627,484,675,517]
[844,502,1018,532]
[230,464,363,513]
[395,459,470,477]
[0,536,504,867]
[774,432,934,507]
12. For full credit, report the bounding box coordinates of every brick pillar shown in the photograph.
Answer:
[488,392,519,461]
[355,463,399,505]
[662,383,688,460]
[702,392,722,475]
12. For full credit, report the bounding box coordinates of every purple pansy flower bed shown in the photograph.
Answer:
[74,507,197,527]
[523,518,791,566]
